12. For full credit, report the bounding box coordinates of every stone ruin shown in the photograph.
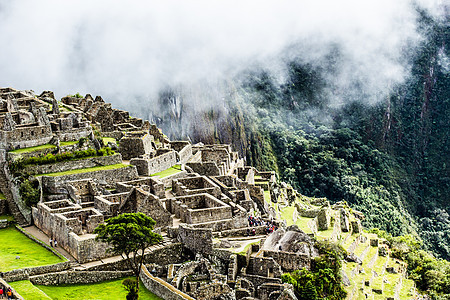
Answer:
[0,87,370,300]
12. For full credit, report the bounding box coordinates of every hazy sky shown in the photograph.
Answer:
[0,0,446,110]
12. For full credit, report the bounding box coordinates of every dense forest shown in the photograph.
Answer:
[149,11,449,262]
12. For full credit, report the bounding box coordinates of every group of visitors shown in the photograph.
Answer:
[0,286,13,299]
[247,216,278,236]
[49,237,58,248]
[248,215,263,227]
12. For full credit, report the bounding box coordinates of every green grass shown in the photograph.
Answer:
[0,192,5,200]
[353,240,368,257]
[316,228,334,240]
[363,246,379,265]
[10,144,56,154]
[0,214,14,222]
[36,164,130,177]
[9,280,52,300]
[263,190,271,202]
[36,277,162,300]
[342,235,357,250]
[383,273,399,297]
[280,206,295,225]
[294,216,313,234]
[0,227,65,272]
[151,165,181,178]
[59,141,78,147]
[236,241,259,255]
[399,278,415,299]
[102,137,117,145]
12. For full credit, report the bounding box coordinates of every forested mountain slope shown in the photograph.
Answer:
[148,11,449,261]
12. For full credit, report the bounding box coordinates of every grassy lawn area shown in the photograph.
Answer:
[36,277,162,300]
[9,280,51,300]
[36,164,131,177]
[316,228,334,240]
[295,216,313,234]
[151,165,181,178]
[0,192,5,200]
[0,227,65,272]
[9,144,56,154]
[280,206,295,225]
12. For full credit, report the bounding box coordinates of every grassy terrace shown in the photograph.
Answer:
[10,144,56,154]
[0,227,65,272]
[36,164,130,177]
[9,280,51,300]
[399,278,415,299]
[11,278,162,300]
[151,165,181,178]
[9,141,79,154]
[60,141,78,147]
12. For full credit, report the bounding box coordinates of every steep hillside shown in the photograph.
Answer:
[145,11,449,263]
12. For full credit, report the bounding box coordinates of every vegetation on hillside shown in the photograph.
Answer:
[282,241,347,299]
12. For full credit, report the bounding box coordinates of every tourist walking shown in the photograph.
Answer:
[49,238,53,247]
[54,239,58,248]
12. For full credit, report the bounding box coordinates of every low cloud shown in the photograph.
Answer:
[0,0,445,114]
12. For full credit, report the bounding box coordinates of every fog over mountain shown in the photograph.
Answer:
[0,0,446,115]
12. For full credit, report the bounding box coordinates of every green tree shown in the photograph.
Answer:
[94,213,163,298]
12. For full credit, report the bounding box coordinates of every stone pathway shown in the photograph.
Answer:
[21,225,75,261]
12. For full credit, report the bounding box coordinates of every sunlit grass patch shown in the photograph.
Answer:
[0,227,65,272]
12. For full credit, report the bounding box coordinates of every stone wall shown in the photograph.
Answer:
[177,224,213,255]
[170,141,192,163]
[0,124,52,150]
[130,150,177,176]
[25,153,123,175]
[185,162,220,176]
[67,232,110,263]
[30,270,133,285]
[40,165,138,186]
[263,250,311,272]
[140,265,195,300]
[1,262,70,282]
[85,243,185,271]
[115,177,164,199]
[55,127,91,142]
[119,133,153,160]
[0,198,7,215]
[119,188,171,229]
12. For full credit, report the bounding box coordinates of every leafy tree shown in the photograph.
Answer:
[94,213,163,298]
[282,241,347,299]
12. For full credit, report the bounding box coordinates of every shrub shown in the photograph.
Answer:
[122,278,138,300]
[78,137,87,147]
[282,241,347,300]
[19,179,40,207]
